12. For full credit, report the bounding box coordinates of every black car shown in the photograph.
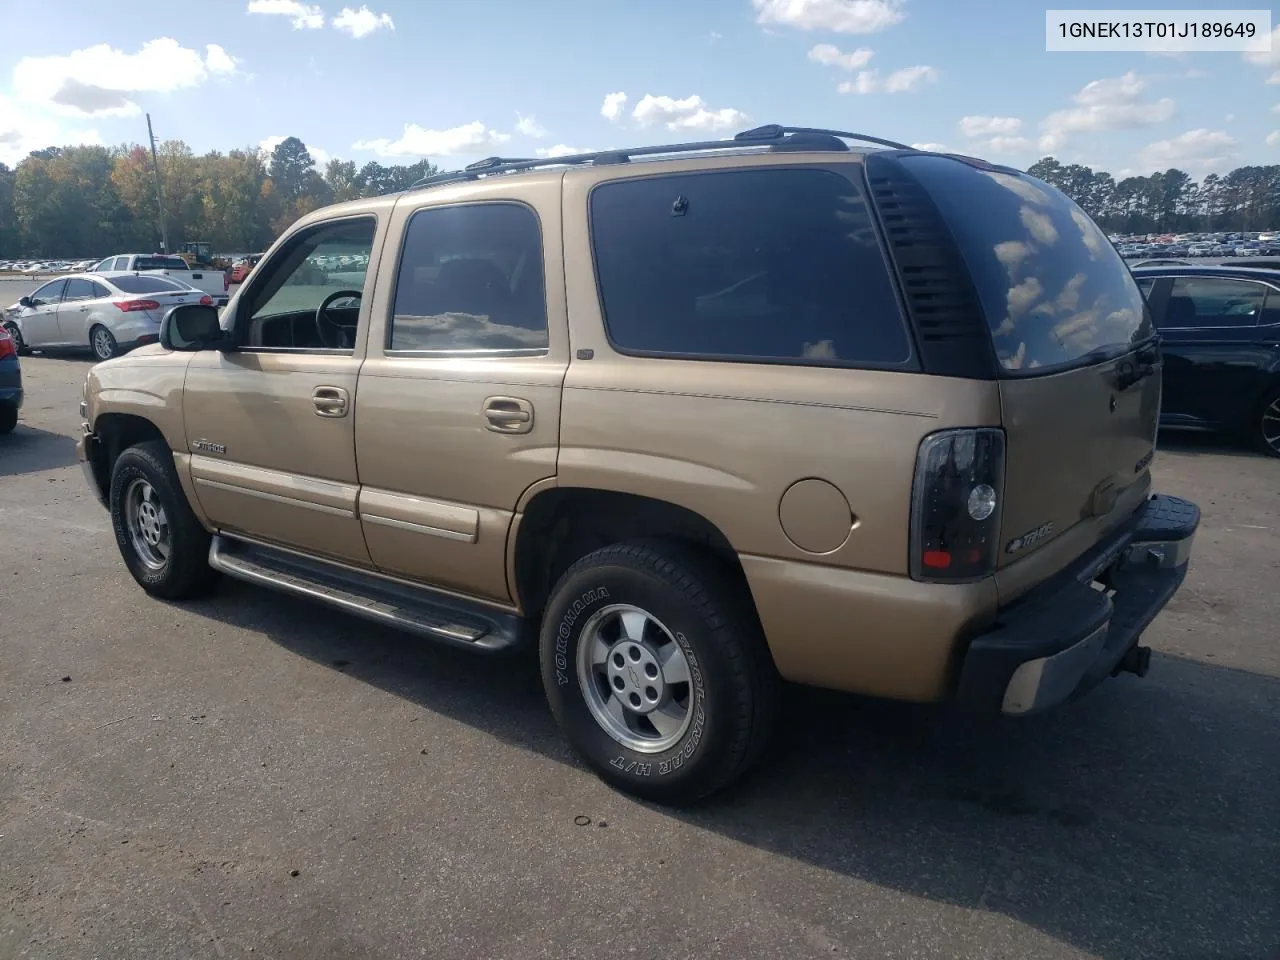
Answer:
[1132,265,1280,457]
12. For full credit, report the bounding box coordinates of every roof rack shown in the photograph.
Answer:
[409,124,913,189]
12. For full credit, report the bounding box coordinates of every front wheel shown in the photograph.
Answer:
[90,324,118,361]
[2,321,28,355]
[540,541,778,805]
[109,440,219,599]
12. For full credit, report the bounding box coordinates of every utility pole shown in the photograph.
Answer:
[146,113,170,253]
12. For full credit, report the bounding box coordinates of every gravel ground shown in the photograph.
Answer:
[1,355,1277,960]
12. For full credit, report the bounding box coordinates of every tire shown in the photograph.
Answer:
[2,321,28,356]
[90,324,118,361]
[1256,386,1280,459]
[109,440,219,599]
[0,403,16,435]
[540,541,778,805]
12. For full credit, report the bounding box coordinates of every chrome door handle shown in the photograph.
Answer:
[482,396,534,434]
[313,386,349,418]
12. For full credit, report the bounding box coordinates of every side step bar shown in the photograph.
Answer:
[208,535,525,653]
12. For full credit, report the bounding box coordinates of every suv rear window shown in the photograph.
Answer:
[589,168,911,367]
[900,155,1150,374]
[135,256,189,271]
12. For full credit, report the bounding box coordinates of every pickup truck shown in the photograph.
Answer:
[91,253,229,306]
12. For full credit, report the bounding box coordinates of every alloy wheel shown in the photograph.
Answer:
[124,477,170,571]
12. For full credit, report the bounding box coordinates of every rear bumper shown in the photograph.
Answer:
[955,494,1199,715]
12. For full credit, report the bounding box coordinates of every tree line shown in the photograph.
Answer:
[1027,157,1278,234]
[2,137,1277,258]
[0,136,436,258]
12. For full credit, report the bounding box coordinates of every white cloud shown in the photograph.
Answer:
[11,38,242,119]
[1269,72,1280,85]
[631,94,747,132]
[753,0,905,34]
[1225,113,1235,122]
[1138,129,1237,173]
[808,43,874,70]
[0,94,102,166]
[515,113,548,138]
[246,0,324,29]
[601,91,628,122]
[1242,27,1280,67]
[1040,71,1174,148]
[910,142,953,152]
[959,115,1022,137]
[1184,68,1209,79]
[985,136,1038,154]
[331,5,395,38]
[353,120,511,157]
[1267,131,1280,147]
[709,31,723,42]
[838,65,937,94]
[205,44,238,74]
[536,144,595,158]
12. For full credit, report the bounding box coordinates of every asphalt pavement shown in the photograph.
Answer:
[1,355,1277,960]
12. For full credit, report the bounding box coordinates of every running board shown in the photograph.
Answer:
[208,535,524,652]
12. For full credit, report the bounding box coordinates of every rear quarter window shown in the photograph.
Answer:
[901,155,1150,375]
[589,167,912,367]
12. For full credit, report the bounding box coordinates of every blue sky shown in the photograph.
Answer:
[1,0,1276,178]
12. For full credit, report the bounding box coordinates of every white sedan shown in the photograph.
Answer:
[1,272,212,360]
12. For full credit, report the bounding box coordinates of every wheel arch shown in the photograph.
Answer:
[510,486,757,622]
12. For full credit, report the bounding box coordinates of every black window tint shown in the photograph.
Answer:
[1135,277,1156,299]
[590,168,910,365]
[1166,277,1266,328]
[63,278,98,301]
[901,155,1150,375]
[89,281,111,299]
[32,279,66,303]
[390,203,547,351]
[112,275,186,294]
[136,256,189,271]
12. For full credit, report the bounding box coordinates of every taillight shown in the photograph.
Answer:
[200,295,213,306]
[0,332,14,360]
[114,299,161,312]
[909,428,1005,582]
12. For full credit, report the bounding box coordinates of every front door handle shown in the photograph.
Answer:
[482,396,534,434]
[313,386,349,418]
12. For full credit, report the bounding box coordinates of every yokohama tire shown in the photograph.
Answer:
[540,541,778,805]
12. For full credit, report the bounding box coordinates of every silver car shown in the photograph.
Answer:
[2,273,211,360]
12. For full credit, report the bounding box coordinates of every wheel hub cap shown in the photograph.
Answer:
[576,603,695,754]
[124,478,170,570]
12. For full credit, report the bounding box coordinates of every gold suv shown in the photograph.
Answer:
[77,126,1200,804]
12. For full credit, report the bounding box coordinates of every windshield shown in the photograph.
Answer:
[901,155,1151,375]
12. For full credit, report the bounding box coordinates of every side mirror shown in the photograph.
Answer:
[18,296,32,308]
[160,304,230,352]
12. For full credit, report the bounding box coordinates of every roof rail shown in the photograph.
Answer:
[408,123,913,189]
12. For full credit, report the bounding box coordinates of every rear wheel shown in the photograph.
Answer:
[109,440,219,599]
[540,541,778,805]
[1257,386,1280,459]
[2,321,28,355]
[90,324,118,361]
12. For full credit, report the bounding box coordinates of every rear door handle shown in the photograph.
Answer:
[483,396,534,434]
[313,385,349,418]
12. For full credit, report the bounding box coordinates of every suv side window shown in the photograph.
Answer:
[589,168,911,366]
[238,217,377,352]
[389,203,548,352]
[112,257,131,271]
[1166,277,1267,329]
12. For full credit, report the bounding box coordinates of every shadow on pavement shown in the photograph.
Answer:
[1157,429,1267,460]
[0,423,78,476]
[189,580,1280,960]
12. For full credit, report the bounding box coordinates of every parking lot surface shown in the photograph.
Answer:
[2,355,1277,960]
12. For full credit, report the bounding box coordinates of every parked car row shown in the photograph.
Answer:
[0,258,99,274]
